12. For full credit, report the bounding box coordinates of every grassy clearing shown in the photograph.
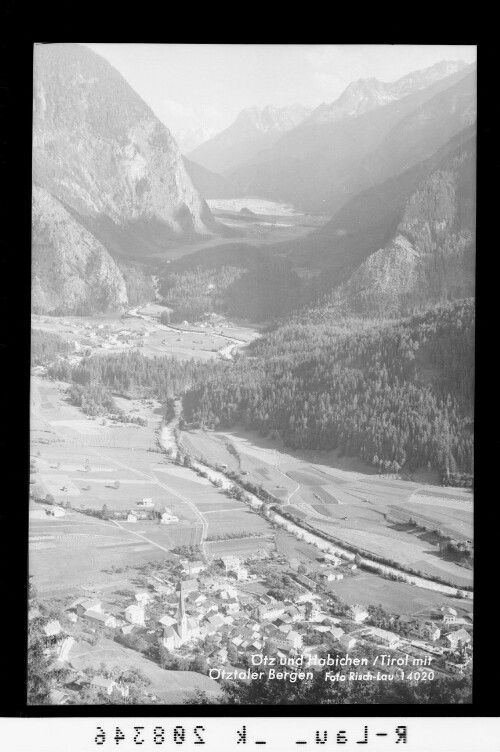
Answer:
[329,572,473,615]
[68,638,222,702]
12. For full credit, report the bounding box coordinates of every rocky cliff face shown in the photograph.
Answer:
[32,43,218,313]
[32,185,128,314]
[329,140,476,316]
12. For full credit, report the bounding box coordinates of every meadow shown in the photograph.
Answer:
[182,427,473,588]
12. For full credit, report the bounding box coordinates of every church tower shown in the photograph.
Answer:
[177,582,188,642]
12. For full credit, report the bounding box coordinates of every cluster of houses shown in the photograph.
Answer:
[126,499,180,525]
[35,548,473,705]
[70,322,151,352]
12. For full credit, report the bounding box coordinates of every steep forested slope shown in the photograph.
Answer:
[182,300,474,475]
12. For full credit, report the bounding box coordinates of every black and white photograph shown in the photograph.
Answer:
[29,42,476,707]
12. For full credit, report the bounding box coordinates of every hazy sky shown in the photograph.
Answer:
[83,44,477,137]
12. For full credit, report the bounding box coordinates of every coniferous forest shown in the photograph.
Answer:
[182,299,474,475]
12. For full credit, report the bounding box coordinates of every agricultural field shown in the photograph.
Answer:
[29,509,173,596]
[327,572,473,617]
[182,428,473,588]
[206,536,275,559]
[30,374,278,597]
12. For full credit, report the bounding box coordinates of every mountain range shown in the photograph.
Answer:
[305,60,467,125]
[227,63,476,214]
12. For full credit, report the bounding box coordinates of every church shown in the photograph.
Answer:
[162,584,200,650]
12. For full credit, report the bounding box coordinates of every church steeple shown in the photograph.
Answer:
[177,581,188,640]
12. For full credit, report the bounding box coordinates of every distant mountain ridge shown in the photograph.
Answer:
[32,43,220,314]
[228,63,476,214]
[187,103,312,174]
[307,60,467,124]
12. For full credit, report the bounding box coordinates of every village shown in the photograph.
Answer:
[31,539,473,705]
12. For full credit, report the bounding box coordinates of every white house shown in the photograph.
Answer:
[90,676,117,696]
[421,623,441,642]
[161,512,179,524]
[127,512,138,523]
[339,634,357,650]
[84,610,118,628]
[76,599,102,617]
[137,498,154,508]
[446,629,472,650]
[369,628,400,649]
[125,605,145,626]
[286,630,303,649]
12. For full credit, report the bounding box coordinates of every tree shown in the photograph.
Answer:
[114,480,120,489]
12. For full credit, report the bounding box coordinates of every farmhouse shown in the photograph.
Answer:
[339,634,357,650]
[369,628,401,648]
[83,610,118,628]
[76,599,103,617]
[295,573,317,590]
[137,498,154,508]
[286,630,303,649]
[90,676,116,696]
[331,627,345,640]
[288,558,302,572]
[258,602,286,621]
[234,566,248,581]
[445,656,471,674]
[125,605,146,626]
[43,620,63,637]
[183,560,206,575]
[161,511,179,524]
[420,623,441,642]
[446,629,472,650]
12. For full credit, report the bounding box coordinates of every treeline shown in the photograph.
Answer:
[31,329,71,365]
[47,349,230,403]
[67,383,118,416]
[182,300,474,475]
